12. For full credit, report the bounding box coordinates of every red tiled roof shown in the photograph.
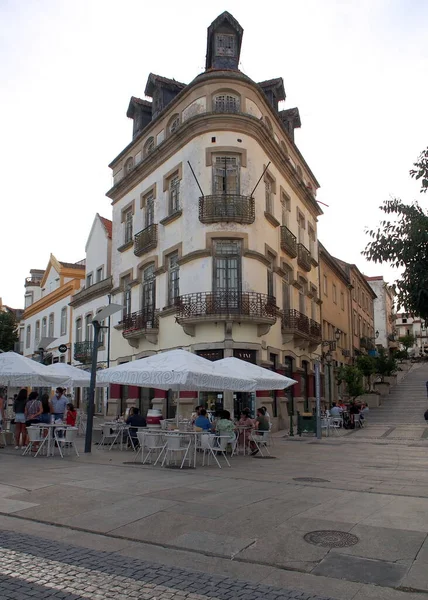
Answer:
[99,215,112,239]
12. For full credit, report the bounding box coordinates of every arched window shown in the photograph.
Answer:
[213,93,240,113]
[168,114,180,135]
[75,318,82,343]
[41,317,47,338]
[144,137,155,156]
[125,157,134,173]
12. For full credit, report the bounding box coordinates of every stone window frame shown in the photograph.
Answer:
[143,136,155,157]
[140,183,157,229]
[211,88,241,113]
[215,33,237,57]
[263,166,279,227]
[120,199,135,249]
[205,146,247,167]
[167,113,180,137]
[162,163,183,222]
[124,156,134,174]
[280,187,291,227]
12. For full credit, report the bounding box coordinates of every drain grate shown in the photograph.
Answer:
[252,455,277,459]
[304,530,359,548]
[293,477,330,483]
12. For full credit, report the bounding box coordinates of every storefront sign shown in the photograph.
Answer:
[58,344,68,353]
[196,349,224,362]
[233,349,256,363]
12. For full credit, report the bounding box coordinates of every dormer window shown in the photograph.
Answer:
[215,33,236,56]
[213,94,240,113]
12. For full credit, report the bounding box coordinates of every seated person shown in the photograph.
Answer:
[215,410,236,437]
[194,408,212,431]
[359,403,369,419]
[126,408,147,446]
[330,402,343,417]
[254,407,270,432]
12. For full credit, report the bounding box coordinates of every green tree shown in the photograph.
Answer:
[336,365,365,400]
[363,148,428,320]
[356,355,376,392]
[0,312,18,352]
[374,348,397,382]
[398,334,415,357]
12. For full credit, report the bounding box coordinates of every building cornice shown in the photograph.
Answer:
[69,277,113,308]
[23,279,82,319]
[107,112,322,218]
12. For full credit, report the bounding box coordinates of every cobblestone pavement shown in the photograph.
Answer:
[0,530,336,600]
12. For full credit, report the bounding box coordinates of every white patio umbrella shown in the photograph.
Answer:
[213,357,297,390]
[42,363,108,388]
[0,352,69,387]
[97,349,257,419]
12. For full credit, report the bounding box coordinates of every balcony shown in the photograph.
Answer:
[74,341,93,363]
[281,309,321,352]
[122,309,159,345]
[297,243,311,272]
[280,226,297,258]
[199,195,255,224]
[134,224,158,257]
[70,276,113,308]
[175,291,278,337]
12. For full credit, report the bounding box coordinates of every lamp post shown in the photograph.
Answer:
[84,303,123,453]
[321,328,342,408]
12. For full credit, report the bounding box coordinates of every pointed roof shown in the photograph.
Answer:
[99,215,112,239]
[258,77,286,102]
[126,96,152,118]
[144,73,186,98]
[40,255,85,288]
[206,11,244,71]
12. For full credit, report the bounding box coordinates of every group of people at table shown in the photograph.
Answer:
[6,387,77,451]
[121,405,271,456]
[327,400,369,428]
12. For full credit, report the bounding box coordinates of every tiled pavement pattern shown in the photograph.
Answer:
[0,530,336,600]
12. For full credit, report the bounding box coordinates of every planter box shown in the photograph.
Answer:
[384,375,397,386]
[374,382,390,396]
[357,393,381,408]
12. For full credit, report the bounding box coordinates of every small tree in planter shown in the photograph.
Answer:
[336,365,365,401]
[374,348,398,394]
[398,334,415,357]
[356,355,377,392]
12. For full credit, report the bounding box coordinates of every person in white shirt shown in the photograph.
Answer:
[330,403,343,417]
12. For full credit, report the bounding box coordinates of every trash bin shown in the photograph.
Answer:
[297,411,316,436]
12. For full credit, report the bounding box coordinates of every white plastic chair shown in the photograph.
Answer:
[161,433,192,469]
[329,416,343,434]
[22,426,47,457]
[54,427,79,458]
[136,431,166,465]
[250,430,271,456]
[200,434,231,468]
[99,424,118,448]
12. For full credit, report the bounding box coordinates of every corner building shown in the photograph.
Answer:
[107,12,323,427]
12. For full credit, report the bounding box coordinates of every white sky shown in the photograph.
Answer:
[1,0,427,308]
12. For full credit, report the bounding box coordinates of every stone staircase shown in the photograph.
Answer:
[368,363,428,425]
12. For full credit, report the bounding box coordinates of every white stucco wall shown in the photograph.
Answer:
[85,216,111,283]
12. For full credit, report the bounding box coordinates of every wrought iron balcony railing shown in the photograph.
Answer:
[134,224,158,257]
[176,291,277,322]
[297,243,311,272]
[280,226,297,258]
[281,309,321,343]
[199,195,255,224]
[122,309,159,337]
[74,341,94,363]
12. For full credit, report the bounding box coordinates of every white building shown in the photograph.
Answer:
[69,214,113,414]
[365,276,397,352]
[22,257,85,365]
[105,12,324,426]
[395,313,428,356]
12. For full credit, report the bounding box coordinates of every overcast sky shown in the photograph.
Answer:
[1,0,427,308]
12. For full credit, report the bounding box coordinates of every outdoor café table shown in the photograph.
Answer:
[235,425,253,455]
[163,430,204,469]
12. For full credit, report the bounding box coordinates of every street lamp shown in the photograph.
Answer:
[84,303,123,453]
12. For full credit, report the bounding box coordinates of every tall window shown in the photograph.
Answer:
[297,211,305,244]
[41,317,47,338]
[145,193,155,227]
[142,265,156,321]
[281,193,290,226]
[267,252,275,298]
[265,178,273,214]
[97,309,105,346]
[308,225,315,256]
[35,321,40,346]
[323,274,328,296]
[213,240,242,309]
[60,307,67,336]
[215,33,236,56]
[48,313,54,337]
[213,94,239,113]
[332,284,337,304]
[168,252,180,306]
[26,325,31,349]
[299,285,306,315]
[123,275,132,318]
[213,156,240,195]
[282,270,291,311]
[340,291,345,311]
[75,318,82,343]
[85,314,93,342]
[96,267,103,282]
[124,209,133,244]
[86,273,93,287]
[169,174,180,214]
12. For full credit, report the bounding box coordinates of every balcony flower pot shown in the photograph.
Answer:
[374,381,390,396]
[357,392,381,408]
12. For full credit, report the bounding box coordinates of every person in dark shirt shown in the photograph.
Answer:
[126,408,147,447]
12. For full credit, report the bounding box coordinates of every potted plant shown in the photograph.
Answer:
[355,355,382,406]
[374,349,397,395]
[336,365,365,403]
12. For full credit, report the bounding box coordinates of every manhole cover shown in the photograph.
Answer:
[252,455,277,459]
[304,530,359,548]
[164,465,195,470]
[293,477,330,483]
